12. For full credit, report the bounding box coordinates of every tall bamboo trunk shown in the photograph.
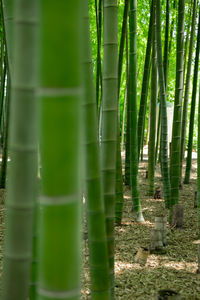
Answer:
[148,2,157,196]
[129,0,144,222]
[82,1,111,298]
[180,0,197,184]
[197,80,200,228]
[184,7,200,184]
[1,0,38,299]
[156,0,171,208]
[115,0,129,225]
[95,0,102,109]
[137,0,153,159]
[170,0,185,207]
[2,0,13,69]
[125,30,130,185]
[163,0,170,89]
[37,1,82,299]
[101,0,118,295]
[118,0,129,96]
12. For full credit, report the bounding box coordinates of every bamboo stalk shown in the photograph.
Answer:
[129,0,144,222]
[180,0,197,184]
[82,0,111,297]
[137,0,153,159]
[184,7,200,184]
[101,0,118,295]
[155,0,171,208]
[170,0,185,207]
[37,1,82,299]
[148,3,157,196]
[1,0,38,298]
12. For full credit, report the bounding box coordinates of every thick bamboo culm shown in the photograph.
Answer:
[1,0,38,299]
[37,1,82,299]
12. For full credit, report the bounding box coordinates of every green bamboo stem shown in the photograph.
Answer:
[121,87,127,152]
[170,0,185,207]
[0,72,9,189]
[115,121,124,225]
[37,1,82,299]
[184,7,200,184]
[82,1,111,298]
[0,49,6,140]
[95,0,102,109]
[1,0,38,298]
[118,0,129,96]
[183,2,192,85]
[2,0,13,70]
[156,0,171,208]
[148,3,157,196]
[168,0,176,57]
[29,203,39,299]
[163,0,170,90]
[115,0,129,225]
[137,0,153,159]
[129,0,144,222]
[0,1,10,189]
[101,0,118,294]
[125,29,130,186]
[155,104,160,164]
[197,80,200,228]
[180,0,197,184]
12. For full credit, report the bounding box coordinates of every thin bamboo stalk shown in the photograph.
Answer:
[156,0,171,208]
[82,1,111,298]
[184,7,200,184]
[180,0,197,184]
[101,0,118,295]
[197,80,200,229]
[137,0,153,159]
[148,3,157,196]
[170,0,185,207]
[129,0,144,222]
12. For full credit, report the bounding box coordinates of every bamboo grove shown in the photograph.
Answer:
[0,0,199,299]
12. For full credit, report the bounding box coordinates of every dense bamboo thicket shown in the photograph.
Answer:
[0,0,200,298]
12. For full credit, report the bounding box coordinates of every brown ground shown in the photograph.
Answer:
[0,160,199,299]
[83,158,200,299]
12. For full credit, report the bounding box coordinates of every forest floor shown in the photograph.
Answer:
[0,158,199,299]
[82,156,200,299]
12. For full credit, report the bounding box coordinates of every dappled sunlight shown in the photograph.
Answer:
[141,219,154,227]
[146,255,160,269]
[81,288,90,297]
[115,257,197,274]
[145,198,165,203]
[142,206,155,212]
[162,261,197,273]
[115,260,140,274]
